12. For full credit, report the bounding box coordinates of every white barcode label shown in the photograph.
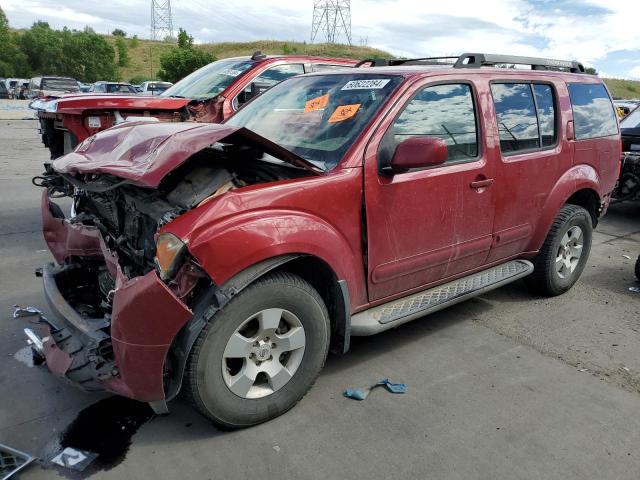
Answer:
[341,79,390,90]
[87,116,101,128]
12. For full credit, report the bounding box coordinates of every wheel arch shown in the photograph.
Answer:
[527,165,602,252]
[164,253,350,402]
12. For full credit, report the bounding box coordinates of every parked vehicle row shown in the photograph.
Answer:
[25,52,621,428]
[0,75,174,102]
[0,78,29,99]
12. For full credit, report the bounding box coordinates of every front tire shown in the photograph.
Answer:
[185,272,330,428]
[526,204,593,296]
[635,255,640,281]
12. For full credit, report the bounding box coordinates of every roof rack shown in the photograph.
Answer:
[356,57,457,68]
[454,53,585,73]
[360,53,585,73]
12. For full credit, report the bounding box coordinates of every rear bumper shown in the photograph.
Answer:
[35,191,193,403]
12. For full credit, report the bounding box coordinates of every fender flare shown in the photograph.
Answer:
[526,164,601,252]
[164,254,351,401]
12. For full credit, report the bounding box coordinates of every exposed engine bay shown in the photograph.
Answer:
[36,144,313,284]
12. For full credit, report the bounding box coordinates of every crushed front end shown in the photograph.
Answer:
[34,182,196,409]
[27,123,312,411]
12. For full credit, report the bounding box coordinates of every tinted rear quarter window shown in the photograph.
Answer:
[568,83,618,140]
[533,84,557,147]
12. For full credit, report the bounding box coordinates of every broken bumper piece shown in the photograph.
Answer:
[31,192,193,409]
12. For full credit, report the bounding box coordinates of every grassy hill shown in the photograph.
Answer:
[114,37,640,98]
[602,78,640,99]
[106,37,392,83]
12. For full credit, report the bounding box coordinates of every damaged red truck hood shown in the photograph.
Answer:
[53,122,322,187]
[52,94,192,115]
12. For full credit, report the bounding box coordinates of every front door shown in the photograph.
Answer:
[364,79,496,301]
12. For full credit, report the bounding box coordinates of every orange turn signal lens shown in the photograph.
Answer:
[155,233,186,281]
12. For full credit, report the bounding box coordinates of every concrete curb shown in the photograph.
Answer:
[0,100,37,120]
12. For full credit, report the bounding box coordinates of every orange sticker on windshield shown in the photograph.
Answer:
[304,93,329,113]
[328,104,361,123]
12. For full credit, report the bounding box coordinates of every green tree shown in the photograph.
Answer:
[115,36,130,67]
[177,28,193,49]
[585,67,598,75]
[20,21,63,75]
[0,7,29,77]
[112,28,127,37]
[157,29,214,83]
[157,48,214,83]
[59,27,117,82]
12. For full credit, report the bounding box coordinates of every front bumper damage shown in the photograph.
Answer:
[30,190,193,412]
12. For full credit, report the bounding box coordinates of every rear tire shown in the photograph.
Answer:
[526,204,592,296]
[635,255,640,281]
[185,272,330,429]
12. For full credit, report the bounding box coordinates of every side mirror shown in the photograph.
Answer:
[387,136,448,173]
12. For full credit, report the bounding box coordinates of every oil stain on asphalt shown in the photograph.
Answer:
[48,396,155,478]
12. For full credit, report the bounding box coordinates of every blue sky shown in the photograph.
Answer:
[2,0,640,79]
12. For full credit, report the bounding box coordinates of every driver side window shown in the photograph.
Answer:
[391,83,478,162]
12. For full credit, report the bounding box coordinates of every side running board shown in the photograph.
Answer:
[351,260,534,336]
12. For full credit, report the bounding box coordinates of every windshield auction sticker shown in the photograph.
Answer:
[220,69,243,77]
[328,104,361,123]
[341,79,390,90]
[304,93,330,113]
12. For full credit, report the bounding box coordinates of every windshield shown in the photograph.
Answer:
[161,59,256,100]
[226,74,402,170]
[621,107,640,130]
[42,78,79,91]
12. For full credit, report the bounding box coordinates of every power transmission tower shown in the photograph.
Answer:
[310,0,352,45]
[151,0,174,41]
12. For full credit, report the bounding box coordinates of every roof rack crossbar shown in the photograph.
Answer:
[387,56,458,66]
[454,53,585,73]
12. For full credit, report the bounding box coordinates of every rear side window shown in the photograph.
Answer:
[533,84,557,147]
[391,83,478,162]
[491,83,557,154]
[254,64,305,86]
[568,83,618,139]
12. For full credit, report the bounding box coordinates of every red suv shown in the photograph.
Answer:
[29,53,620,428]
[33,52,356,158]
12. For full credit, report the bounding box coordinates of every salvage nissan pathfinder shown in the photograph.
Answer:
[28,53,621,428]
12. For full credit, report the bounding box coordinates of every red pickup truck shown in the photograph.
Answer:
[30,53,620,428]
[33,53,356,158]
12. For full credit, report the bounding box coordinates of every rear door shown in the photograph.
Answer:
[364,77,496,301]
[486,80,566,262]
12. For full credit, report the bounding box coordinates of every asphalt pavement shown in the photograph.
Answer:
[1,120,639,480]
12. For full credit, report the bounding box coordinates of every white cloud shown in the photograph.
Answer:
[629,66,640,80]
[26,6,101,24]
[3,0,640,77]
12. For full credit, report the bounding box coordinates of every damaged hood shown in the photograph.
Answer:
[36,94,193,115]
[53,122,322,187]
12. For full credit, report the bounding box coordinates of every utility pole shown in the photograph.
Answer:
[310,0,352,45]
[151,0,174,41]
